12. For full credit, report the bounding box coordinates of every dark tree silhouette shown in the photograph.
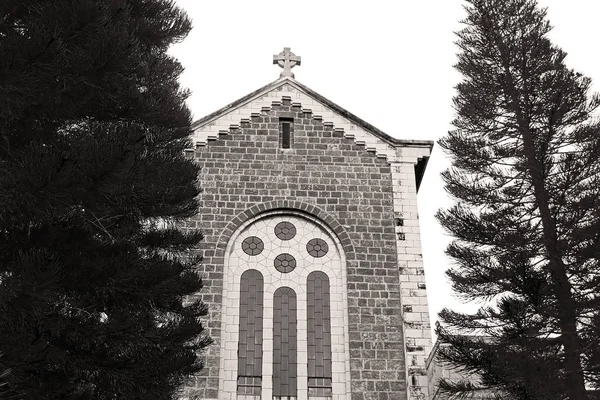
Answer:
[436,0,600,399]
[0,1,211,398]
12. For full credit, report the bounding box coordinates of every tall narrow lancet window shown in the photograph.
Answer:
[237,269,264,397]
[307,271,332,397]
[279,117,293,149]
[273,287,298,399]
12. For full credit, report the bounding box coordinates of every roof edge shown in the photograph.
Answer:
[191,77,434,152]
[191,77,288,130]
[290,79,434,149]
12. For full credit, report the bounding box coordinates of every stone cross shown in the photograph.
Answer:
[273,47,301,78]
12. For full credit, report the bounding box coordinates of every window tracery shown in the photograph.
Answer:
[222,213,349,399]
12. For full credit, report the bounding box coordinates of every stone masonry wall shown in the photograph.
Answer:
[182,98,408,400]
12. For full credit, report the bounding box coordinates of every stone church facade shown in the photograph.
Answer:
[182,49,434,400]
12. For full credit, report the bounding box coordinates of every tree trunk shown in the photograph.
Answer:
[521,133,588,400]
[502,67,588,400]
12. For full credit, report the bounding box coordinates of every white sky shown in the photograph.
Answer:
[170,0,600,335]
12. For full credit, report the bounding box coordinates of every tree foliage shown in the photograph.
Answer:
[436,0,600,398]
[0,1,211,398]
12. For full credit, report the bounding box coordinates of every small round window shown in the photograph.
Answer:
[274,253,296,273]
[242,236,264,256]
[274,221,296,240]
[307,238,328,258]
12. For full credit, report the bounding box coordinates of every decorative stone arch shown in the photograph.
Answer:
[214,200,356,262]
[218,205,352,400]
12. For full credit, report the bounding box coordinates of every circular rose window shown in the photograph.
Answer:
[241,236,264,256]
[307,238,328,258]
[274,253,296,273]
[274,221,296,240]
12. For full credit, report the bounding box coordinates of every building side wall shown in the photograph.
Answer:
[182,99,409,400]
[391,161,432,400]
[426,343,489,400]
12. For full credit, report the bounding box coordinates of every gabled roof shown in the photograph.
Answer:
[190,76,433,187]
[192,76,432,148]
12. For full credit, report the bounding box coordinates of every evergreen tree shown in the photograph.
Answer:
[0,1,211,398]
[436,0,600,398]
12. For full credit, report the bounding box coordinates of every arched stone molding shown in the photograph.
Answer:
[213,200,355,264]
[218,209,352,400]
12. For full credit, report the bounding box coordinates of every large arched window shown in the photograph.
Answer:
[221,212,350,400]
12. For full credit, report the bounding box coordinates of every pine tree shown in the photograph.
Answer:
[0,1,211,398]
[436,0,600,398]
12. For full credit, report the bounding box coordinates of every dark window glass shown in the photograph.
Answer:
[237,270,264,396]
[242,236,264,256]
[307,238,329,258]
[274,253,297,273]
[280,118,293,149]
[273,287,297,398]
[307,272,332,397]
[275,221,296,240]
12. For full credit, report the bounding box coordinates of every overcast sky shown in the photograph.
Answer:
[170,0,600,335]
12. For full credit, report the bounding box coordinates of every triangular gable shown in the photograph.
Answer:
[190,76,433,165]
